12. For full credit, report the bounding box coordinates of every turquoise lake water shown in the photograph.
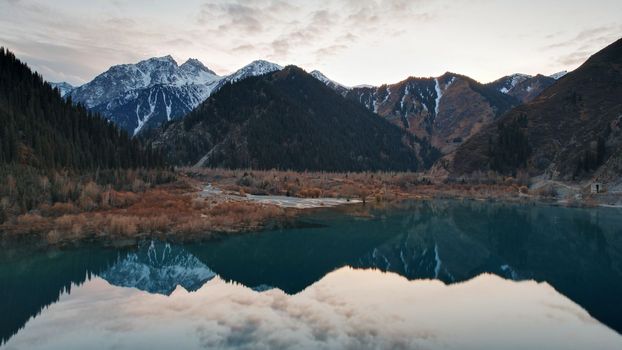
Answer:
[1,200,621,349]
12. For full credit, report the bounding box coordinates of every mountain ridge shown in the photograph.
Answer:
[150,65,440,171]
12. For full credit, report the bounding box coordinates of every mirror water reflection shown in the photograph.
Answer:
[2,200,622,349]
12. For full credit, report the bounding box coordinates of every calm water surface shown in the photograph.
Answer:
[1,200,622,349]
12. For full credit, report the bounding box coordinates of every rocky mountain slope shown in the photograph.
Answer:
[339,73,520,154]
[59,57,283,136]
[451,37,622,181]
[65,55,221,135]
[150,66,440,171]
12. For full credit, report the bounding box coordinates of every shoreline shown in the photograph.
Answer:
[1,169,620,247]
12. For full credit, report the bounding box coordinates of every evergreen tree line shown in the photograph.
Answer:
[0,47,163,170]
[488,114,531,175]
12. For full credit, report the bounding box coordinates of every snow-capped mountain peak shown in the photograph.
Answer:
[49,82,73,97]
[180,58,217,76]
[310,70,349,89]
[352,84,376,89]
[68,55,225,135]
[309,70,351,95]
[139,55,177,65]
[485,72,557,103]
[228,60,283,83]
[549,70,568,80]
[497,73,532,94]
[310,70,333,84]
[212,59,282,92]
[65,57,285,136]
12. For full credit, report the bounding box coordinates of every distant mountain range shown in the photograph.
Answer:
[38,36,622,180]
[52,53,562,142]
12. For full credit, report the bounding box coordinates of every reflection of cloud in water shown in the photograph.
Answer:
[4,268,621,350]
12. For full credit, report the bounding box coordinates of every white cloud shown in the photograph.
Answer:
[0,0,620,86]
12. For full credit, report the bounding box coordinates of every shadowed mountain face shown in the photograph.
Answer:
[452,37,622,180]
[150,66,439,171]
[2,200,621,345]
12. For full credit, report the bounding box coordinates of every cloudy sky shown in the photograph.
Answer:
[1,0,621,86]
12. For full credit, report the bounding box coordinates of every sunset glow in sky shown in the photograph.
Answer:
[1,0,621,86]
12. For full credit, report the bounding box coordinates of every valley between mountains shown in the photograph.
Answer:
[1,37,622,245]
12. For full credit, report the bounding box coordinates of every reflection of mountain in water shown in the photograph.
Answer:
[187,200,622,333]
[100,241,215,295]
[2,199,622,345]
[354,216,519,283]
[352,201,622,334]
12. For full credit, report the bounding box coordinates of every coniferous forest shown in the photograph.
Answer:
[0,48,168,222]
[0,47,161,170]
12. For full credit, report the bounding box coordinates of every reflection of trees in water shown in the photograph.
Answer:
[0,246,121,345]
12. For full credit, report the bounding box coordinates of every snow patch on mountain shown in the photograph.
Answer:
[434,78,442,116]
[400,84,410,110]
[134,89,158,135]
[497,74,531,94]
[549,70,568,80]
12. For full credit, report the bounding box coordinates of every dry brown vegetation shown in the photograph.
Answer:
[2,166,609,247]
[183,167,537,203]
[1,178,293,246]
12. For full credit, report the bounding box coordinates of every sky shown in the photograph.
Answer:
[1,0,621,87]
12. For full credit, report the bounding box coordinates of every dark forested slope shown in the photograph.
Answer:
[451,38,622,180]
[151,66,440,171]
[0,48,160,170]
